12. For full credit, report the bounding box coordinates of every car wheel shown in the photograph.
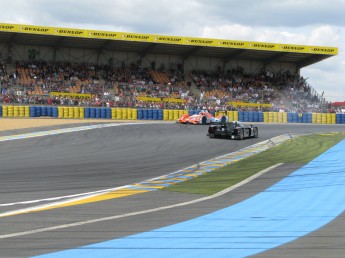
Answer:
[254,128,259,138]
[239,129,244,140]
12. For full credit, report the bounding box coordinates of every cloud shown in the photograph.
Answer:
[0,0,344,101]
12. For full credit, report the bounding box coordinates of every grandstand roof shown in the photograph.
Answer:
[0,23,338,69]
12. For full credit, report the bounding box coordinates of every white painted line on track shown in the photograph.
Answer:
[0,163,283,239]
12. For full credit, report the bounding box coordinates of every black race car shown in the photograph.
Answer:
[207,121,259,140]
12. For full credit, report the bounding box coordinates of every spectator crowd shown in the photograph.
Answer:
[0,60,338,113]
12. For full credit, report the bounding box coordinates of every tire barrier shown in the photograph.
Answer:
[244,111,249,122]
[84,107,90,118]
[36,106,42,117]
[25,106,30,117]
[258,112,263,122]
[7,105,14,117]
[152,109,158,120]
[248,111,254,122]
[137,109,164,120]
[30,106,36,117]
[46,106,52,117]
[90,107,96,118]
[99,108,104,119]
[338,113,345,124]
[226,111,239,121]
[95,108,100,118]
[106,108,111,119]
[2,106,7,117]
[73,107,79,119]
[147,109,153,120]
[79,107,85,118]
[0,105,343,124]
[314,113,321,124]
[307,113,312,123]
[302,113,308,123]
[168,109,174,121]
[127,108,133,120]
[52,107,58,118]
[287,113,297,123]
[121,108,128,120]
[173,110,179,121]
[68,107,74,118]
[13,106,19,117]
[238,111,244,122]
[131,109,137,120]
[58,107,63,118]
[143,109,148,120]
[137,109,143,120]
[321,113,327,124]
[41,106,47,116]
[163,109,168,120]
[158,110,163,120]
[116,108,122,119]
[111,108,137,120]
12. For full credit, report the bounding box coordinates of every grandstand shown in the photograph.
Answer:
[0,23,338,113]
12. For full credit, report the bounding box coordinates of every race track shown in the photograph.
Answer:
[0,122,344,257]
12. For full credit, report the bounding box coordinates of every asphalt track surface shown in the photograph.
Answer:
[0,122,344,257]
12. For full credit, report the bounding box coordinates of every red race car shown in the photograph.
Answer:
[177,110,227,125]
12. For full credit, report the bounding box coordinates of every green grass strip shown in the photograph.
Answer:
[163,132,345,195]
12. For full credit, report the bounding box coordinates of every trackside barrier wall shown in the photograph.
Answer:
[0,105,30,117]
[227,111,238,121]
[238,111,278,123]
[137,109,176,120]
[336,113,345,124]
[162,109,187,121]
[311,113,336,124]
[0,106,344,124]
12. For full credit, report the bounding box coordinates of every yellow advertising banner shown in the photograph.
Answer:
[309,46,338,55]
[153,35,184,44]
[217,40,251,49]
[137,96,184,103]
[0,23,338,56]
[53,27,86,37]
[184,37,217,47]
[119,32,154,42]
[0,23,20,32]
[162,98,184,103]
[278,44,309,53]
[87,30,120,40]
[249,42,278,51]
[228,101,272,107]
[18,24,53,34]
[137,96,162,102]
[50,92,92,99]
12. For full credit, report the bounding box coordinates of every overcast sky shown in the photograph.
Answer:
[1,0,344,102]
